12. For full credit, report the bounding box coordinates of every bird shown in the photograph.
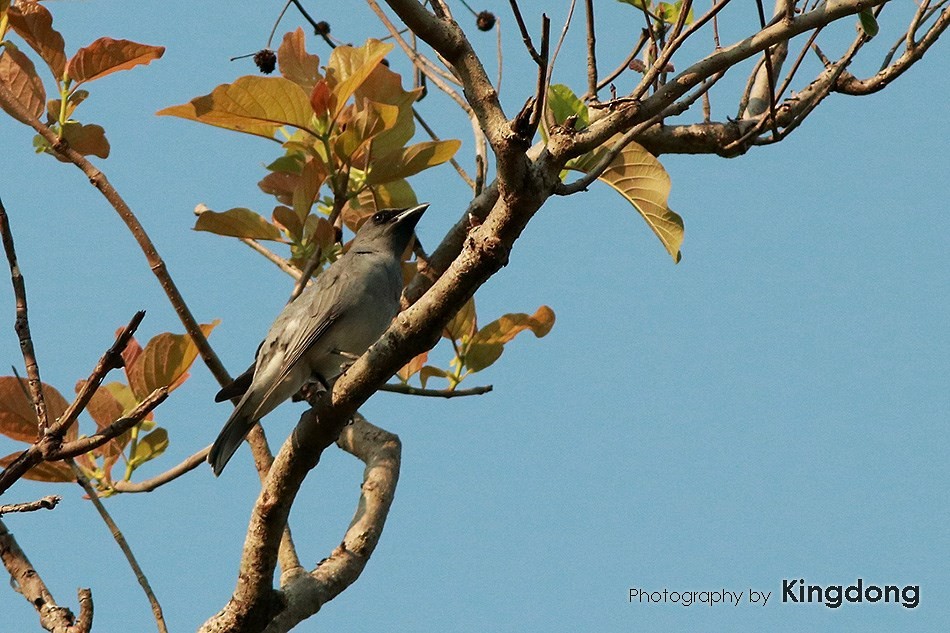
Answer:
[208,203,429,475]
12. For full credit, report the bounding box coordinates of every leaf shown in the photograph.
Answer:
[126,322,218,399]
[278,27,321,88]
[325,39,393,119]
[0,376,72,443]
[465,306,555,373]
[194,207,284,241]
[272,205,303,242]
[46,88,89,124]
[419,365,450,390]
[859,9,879,38]
[568,139,684,263]
[397,351,428,382]
[354,63,421,155]
[120,335,144,376]
[292,158,327,222]
[343,178,418,233]
[616,0,649,8]
[366,139,461,185]
[66,38,163,85]
[82,383,131,458]
[157,76,315,140]
[55,121,110,160]
[0,453,75,482]
[444,297,477,341]
[128,427,168,468]
[7,1,67,80]
[547,84,588,129]
[657,1,695,25]
[0,42,46,124]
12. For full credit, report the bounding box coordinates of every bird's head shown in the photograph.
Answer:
[350,203,429,256]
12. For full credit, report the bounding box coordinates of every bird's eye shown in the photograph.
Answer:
[372,212,387,223]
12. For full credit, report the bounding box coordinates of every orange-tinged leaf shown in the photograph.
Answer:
[126,322,218,399]
[120,334,144,375]
[397,351,429,382]
[278,28,321,88]
[465,306,555,373]
[419,365,449,389]
[0,43,45,123]
[568,139,684,263]
[7,1,66,80]
[343,179,418,232]
[81,383,131,458]
[0,452,75,482]
[367,139,461,185]
[272,205,303,241]
[194,207,284,241]
[292,158,327,222]
[326,39,392,118]
[309,79,331,119]
[66,37,164,85]
[0,376,73,443]
[353,64,420,155]
[444,297,477,341]
[55,121,110,160]
[158,76,314,139]
[259,172,298,206]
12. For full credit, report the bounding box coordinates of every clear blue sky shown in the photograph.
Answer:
[1,2,947,632]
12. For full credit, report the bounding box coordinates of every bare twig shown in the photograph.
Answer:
[413,108,475,188]
[110,447,209,493]
[1,519,94,632]
[380,382,493,397]
[509,0,543,64]
[70,461,168,633]
[0,196,48,437]
[586,31,648,99]
[584,0,598,99]
[241,237,302,280]
[0,495,61,516]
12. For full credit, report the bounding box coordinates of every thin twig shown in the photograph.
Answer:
[70,461,168,633]
[413,108,475,188]
[110,447,209,493]
[0,196,48,437]
[288,246,322,302]
[0,495,61,516]
[509,0,543,64]
[584,0,598,99]
[381,383,493,398]
[240,237,302,280]
[588,31,648,98]
[267,0,294,49]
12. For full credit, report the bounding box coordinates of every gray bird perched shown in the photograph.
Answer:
[208,203,428,475]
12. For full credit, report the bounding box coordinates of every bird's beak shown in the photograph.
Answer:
[395,203,429,225]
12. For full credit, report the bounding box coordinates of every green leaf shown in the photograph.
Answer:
[568,139,684,263]
[194,207,284,241]
[547,84,589,129]
[128,427,168,468]
[366,139,461,185]
[657,1,695,25]
[157,76,315,139]
[859,9,879,38]
[616,0,649,8]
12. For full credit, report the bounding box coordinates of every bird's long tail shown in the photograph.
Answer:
[208,403,257,476]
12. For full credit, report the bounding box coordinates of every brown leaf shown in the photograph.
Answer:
[7,1,67,80]
[82,383,131,458]
[66,37,164,85]
[309,78,331,119]
[292,158,327,222]
[278,28,321,88]
[56,121,110,160]
[45,89,89,124]
[0,376,73,443]
[194,207,284,241]
[126,322,218,399]
[272,205,303,241]
[0,43,46,123]
[0,453,75,482]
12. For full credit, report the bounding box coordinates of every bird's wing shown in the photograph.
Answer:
[255,264,350,408]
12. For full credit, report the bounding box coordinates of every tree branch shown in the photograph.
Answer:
[0,495,61,516]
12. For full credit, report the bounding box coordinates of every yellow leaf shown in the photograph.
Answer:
[66,37,164,85]
[444,297,477,341]
[194,207,284,241]
[355,63,421,155]
[157,76,314,139]
[7,1,66,80]
[568,140,684,263]
[0,42,45,123]
[367,139,461,185]
[326,39,393,119]
[342,179,418,233]
[292,158,327,222]
[465,306,555,373]
[278,27,321,88]
[128,427,168,468]
[126,322,218,399]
